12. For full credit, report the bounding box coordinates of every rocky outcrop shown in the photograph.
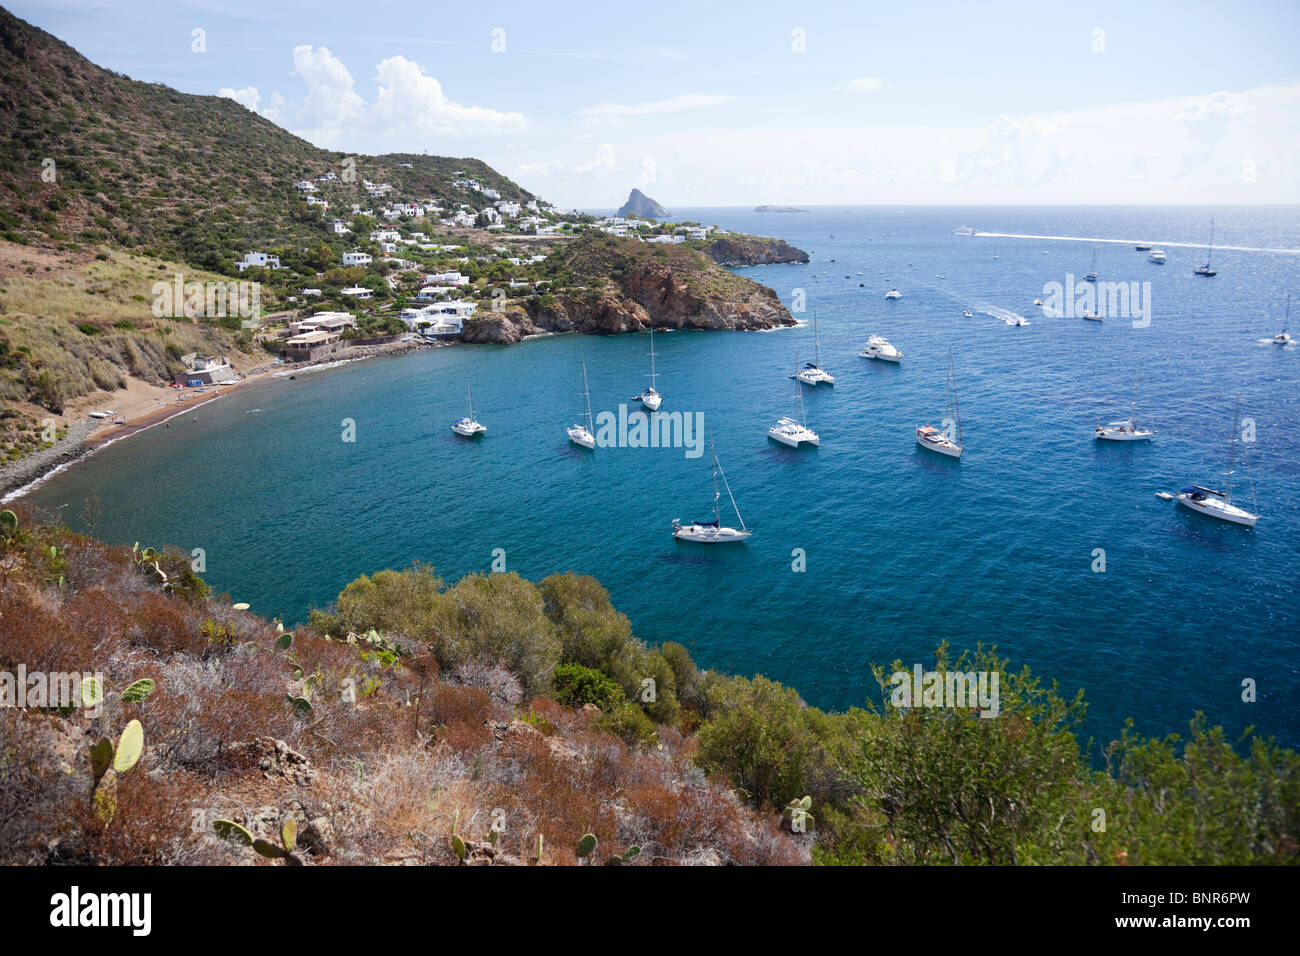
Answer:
[460,264,795,344]
[617,188,669,218]
[704,235,809,267]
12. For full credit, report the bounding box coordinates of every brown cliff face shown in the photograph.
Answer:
[460,236,798,343]
[704,236,810,267]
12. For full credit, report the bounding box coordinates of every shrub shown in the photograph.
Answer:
[552,662,624,711]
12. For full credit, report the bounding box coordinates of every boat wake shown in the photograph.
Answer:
[974,232,1300,256]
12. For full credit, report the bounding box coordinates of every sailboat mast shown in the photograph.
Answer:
[1226,395,1240,503]
[710,438,720,525]
[715,446,746,531]
[468,381,474,419]
[813,313,821,367]
[580,355,593,432]
[1207,216,1214,268]
[648,324,656,389]
[948,349,962,445]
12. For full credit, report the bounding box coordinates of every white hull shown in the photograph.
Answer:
[1176,494,1257,526]
[884,291,902,299]
[641,389,662,411]
[768,420,819,447]
[860,336,902,362]
[672,523,752,544]
[916,428,962,458]
[567,426,595,449]
[1095,429,1153,441]
[452,419,485,437]
[795,368,835,386]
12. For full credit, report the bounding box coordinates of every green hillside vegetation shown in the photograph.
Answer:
[1,508,1294,866]
[0,8,530,271]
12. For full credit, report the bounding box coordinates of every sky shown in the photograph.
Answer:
[12,0,1300,209]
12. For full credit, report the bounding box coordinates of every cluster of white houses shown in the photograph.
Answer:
[595,217,720,242]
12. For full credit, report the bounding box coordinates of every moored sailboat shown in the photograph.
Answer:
[673,436,752,543]
[567,354,596,449]
[916,348,963,458]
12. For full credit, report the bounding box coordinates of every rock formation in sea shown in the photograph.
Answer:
[617,188,669,218]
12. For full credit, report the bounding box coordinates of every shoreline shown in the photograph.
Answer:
[1,338,442,503]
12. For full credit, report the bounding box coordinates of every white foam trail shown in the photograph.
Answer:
[974,232,1300,255]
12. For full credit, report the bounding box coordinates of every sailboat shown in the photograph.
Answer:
[567,354,596,449]
[795,313,834,385]
[1175,396,1258,526]
[916,349,963,458]
[1273,294,1292,345]
[1193,216,1217,277]
[1085,247,1098,282]
[452,381,486,437]
[769,354,820,447]
[1095,363,1155,441]
[638,324,662,411]
[672,436,752,543]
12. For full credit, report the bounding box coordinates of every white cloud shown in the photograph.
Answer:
[842,77,885,94]
[578,93,735,121]
[217,86,260,111]
[516,143,617,179]
[290,45,366,137]
[371,56,525,135]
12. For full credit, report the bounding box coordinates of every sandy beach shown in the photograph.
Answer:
[1,337,440,500]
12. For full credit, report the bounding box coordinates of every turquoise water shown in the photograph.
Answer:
[23,206,1300,750]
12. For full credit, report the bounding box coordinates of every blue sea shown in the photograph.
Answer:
[22,206,1300,752]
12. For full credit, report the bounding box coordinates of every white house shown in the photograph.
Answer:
[425,271,468,286]
[494,200,521,217]
[295,180,317,193]
[300,288,322,297]
[341,286,374,300]
[236,252,282,271]
[331,220,350,235]
[370,229,400,242]
[342,251,372,267]
[379,242,397,254]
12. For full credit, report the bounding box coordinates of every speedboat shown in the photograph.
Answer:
[768,416,819,447]
[1095,419,1154,441]
[1082,311,1103,322]
[859,335,902,362]
[1004,316,1030,326]
[1147,249,1167,264]
[963,310,973,318]
[1033,298,1043,307]
[884,289,902,299]
[1135,244,1152,252]
[1176,486,1257,526]
[953,225,977,236]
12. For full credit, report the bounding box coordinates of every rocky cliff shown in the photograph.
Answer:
[460,236,796,344]
[703,235,809,266]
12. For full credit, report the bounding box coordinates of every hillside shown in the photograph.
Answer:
[0,7,530,269]
[1,505,1296,866]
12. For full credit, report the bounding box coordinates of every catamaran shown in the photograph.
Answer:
[769,355,820,447]
[452,382,486,437]
[638,324,662,411]
[795,314,834,385]
[567,354,596,449]
[672,437,752,543]
[1175,397,1258,526]
[916,349,963,458]
[1148,249,1167,264]
[1193,216,1217,277]
[859,335,903,362]
[884,288,902,299]
[1096,364,1155,441]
